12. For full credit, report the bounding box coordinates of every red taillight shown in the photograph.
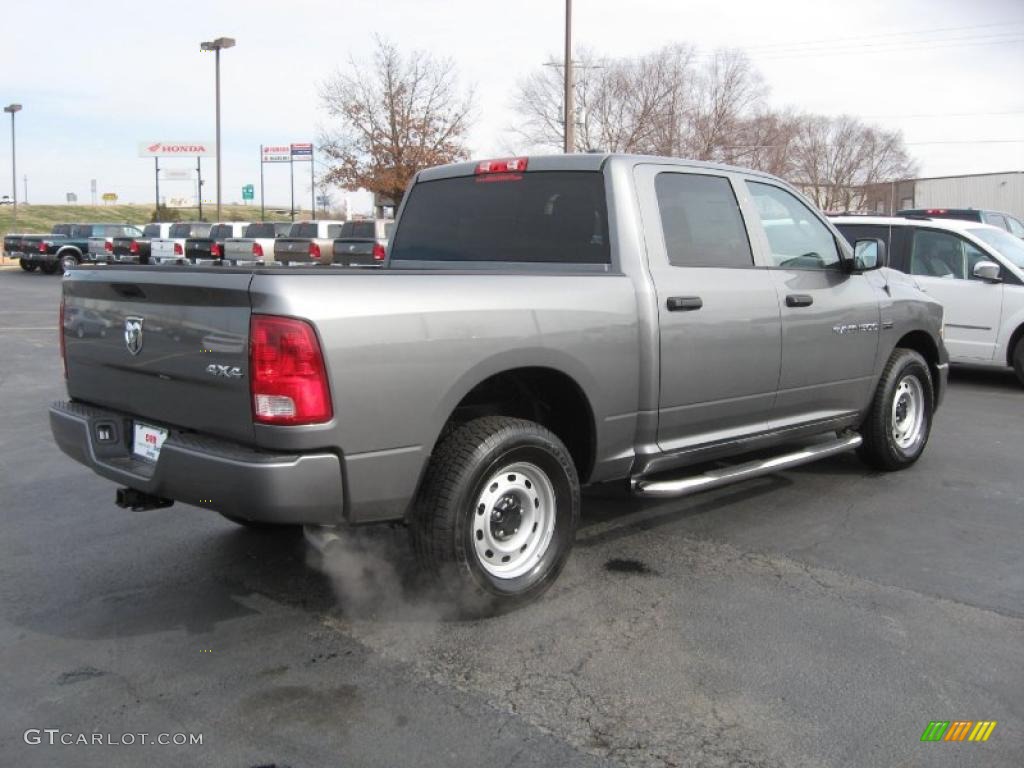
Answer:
[129,240,140,254]
[252,242,264,258]
[926,209,947,214]
[59,296,67,378]
[372,243,386,261]
[39,241,47,253]
[173,242,183,256]
[475,157,528,174]
[249,315,332,425]
[309,242,321,259]
[104,240,113,252]
[211,242,221,257]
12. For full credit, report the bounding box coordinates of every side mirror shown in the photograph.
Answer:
[972,260,1001,283]
[852,238,885,271]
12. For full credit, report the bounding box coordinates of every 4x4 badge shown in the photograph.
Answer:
[124,317,144,356]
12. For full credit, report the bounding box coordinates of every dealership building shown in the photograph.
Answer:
[862,170,1024,218]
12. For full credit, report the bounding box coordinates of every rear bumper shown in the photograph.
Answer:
[49,400,344,525]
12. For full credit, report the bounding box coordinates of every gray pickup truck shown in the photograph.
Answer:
[50,154,947,610]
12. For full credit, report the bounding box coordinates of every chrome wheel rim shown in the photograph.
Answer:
[472,461,556,580]
[61,256,76,270]
[891,375,925,450]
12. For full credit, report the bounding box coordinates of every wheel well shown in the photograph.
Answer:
[56,246,82,258]
[896,330,941,389]
[442,367,596,482]
[1006,323,1024,367]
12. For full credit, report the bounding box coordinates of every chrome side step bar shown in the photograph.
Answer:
[631,434,862,499]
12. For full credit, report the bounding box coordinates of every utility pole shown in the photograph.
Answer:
[4,104,22,231]
[23,175,27,204]
[563,0,574,154]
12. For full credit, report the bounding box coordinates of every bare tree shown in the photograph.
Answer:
[319,37,475,206]
[792,116,916,211]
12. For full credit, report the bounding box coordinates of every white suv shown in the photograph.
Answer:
[833,215,1024,386]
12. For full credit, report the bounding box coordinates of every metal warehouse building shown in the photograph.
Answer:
[864,171,1024,218]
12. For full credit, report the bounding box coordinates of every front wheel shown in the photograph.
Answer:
[411,416,580,613]
[858,348,934,470]
[1012,339,1024,388]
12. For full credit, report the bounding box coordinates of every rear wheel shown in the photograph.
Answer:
[59,252,80,271]
[19,259,37,272]
[40,261,60,274]
[411,416,579,613]
[1012,338,1024,387]
[858,348,934,470]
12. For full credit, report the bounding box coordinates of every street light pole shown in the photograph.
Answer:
[4,104,22,231]
[200,37,235,222]
[564,0,574,154]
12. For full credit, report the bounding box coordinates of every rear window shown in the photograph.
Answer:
[52,225,73,237]
[244,223,282,238]
[340,221,377,239]
[290,223,317,238]
[390,172,609,265]
[169,223,212,238]
[142,224,162,237]
[209,224,234,239]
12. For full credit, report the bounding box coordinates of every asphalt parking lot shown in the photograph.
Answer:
[0,267,1021,768]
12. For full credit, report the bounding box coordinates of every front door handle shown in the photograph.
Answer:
[786,294,813,308]
[667,296,703,312]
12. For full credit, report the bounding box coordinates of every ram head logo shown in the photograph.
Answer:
[124,317,144,356]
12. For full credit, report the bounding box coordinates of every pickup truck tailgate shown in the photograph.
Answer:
[63,270,255,443]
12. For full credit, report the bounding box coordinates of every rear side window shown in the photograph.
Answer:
[746,182,840,269]
[654,173,752,268]
[390,171,610,265]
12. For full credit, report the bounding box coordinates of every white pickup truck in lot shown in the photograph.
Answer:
[223,222,294,264]
[50,154,947,610]
[273,220,346,264]
[150,222,212,264]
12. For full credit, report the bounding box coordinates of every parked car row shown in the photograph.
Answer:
[4,218,395,272]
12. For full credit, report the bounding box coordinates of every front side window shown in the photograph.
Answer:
[746,182,840,270]
[654,173,752,268]
[909,229,968,279]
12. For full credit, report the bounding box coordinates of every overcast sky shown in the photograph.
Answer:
[2,0,1022,211]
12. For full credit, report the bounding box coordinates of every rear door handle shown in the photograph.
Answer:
[667,296,703,312]
[786,294,813,308]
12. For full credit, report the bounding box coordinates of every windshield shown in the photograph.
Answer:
[968,228,1024,269]
[390,171,610,264]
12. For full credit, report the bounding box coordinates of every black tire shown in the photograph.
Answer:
[19,259,37,272]
[858,348,934,470]
[1012,338,1024,388]
[40,261,60,274]
[411,416,579,613]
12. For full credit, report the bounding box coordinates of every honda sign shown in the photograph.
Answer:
[139,141,215,158]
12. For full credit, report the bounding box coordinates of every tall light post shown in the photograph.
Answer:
[563,0,574,154]
[200,37,235,222]
[4,104,22,231]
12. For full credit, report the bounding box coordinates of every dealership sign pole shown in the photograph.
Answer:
[139,141,215,217]
[291,143,314,221]
[259,144,291,221]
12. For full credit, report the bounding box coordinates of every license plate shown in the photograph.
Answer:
[133,422,168,462]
